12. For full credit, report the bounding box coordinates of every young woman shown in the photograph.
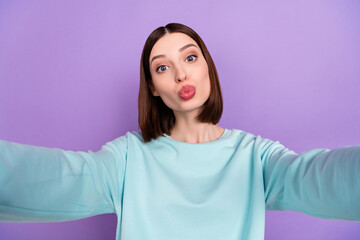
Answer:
[0,23,359,240]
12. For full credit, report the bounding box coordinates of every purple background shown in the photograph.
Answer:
[0,0,359,239]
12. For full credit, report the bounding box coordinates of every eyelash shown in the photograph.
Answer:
[156,54,197,73]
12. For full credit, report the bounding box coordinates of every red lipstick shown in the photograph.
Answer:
[178,85,196,100]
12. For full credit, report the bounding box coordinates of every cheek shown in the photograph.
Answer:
[201,64,211,95]
[152,78,167,92]
[151,77,176,98]
[199,63,210,88]
[198,60,209,78]
[151,73,165,90]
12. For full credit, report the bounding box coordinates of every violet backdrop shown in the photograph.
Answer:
[0,0,359,239]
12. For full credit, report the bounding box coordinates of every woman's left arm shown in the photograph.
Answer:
[258,136,360,220]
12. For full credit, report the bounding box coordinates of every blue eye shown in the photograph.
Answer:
[185,55,197,62]
[156,65,169,73]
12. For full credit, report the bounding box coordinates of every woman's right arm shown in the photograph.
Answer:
[0,137,126,222]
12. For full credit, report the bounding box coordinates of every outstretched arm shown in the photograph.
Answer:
[258,137,360,220]
[0,138,125,222]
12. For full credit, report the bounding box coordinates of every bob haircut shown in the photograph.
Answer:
[138,23,223,143]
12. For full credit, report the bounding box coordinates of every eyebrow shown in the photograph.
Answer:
[150,43,198,64]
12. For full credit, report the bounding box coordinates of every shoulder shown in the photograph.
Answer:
[227,128,278,148]
[228,128,256,141]
[106,130,143,145]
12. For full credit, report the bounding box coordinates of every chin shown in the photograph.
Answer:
[175,102,205,112]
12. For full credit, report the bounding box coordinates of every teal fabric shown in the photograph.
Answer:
[1,129,359,240]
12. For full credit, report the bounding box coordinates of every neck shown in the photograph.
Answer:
[170,110,224,143]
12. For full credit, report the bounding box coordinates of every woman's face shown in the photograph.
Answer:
[149,32,210,115]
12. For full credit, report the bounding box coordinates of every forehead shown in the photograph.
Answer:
[150,32,199,59]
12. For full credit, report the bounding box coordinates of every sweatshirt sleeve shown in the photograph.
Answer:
[0,137,126,223]
[258,136,360,220]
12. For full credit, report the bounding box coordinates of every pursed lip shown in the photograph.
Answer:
[178,84,196,100]
[178,84,196,95]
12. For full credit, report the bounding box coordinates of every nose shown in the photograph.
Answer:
[175,65,188,83]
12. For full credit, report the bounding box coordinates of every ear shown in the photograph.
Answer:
[149,84,159,96]
[152,90,160,96]
[149,82,160,97]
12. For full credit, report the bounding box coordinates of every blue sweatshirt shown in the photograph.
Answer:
[1,128,360,240]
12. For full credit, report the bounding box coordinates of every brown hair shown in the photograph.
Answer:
[138,23,223,142]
